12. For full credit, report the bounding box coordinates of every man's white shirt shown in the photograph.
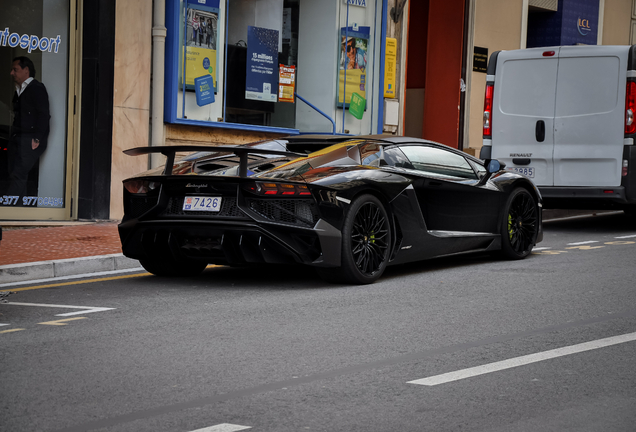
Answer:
[15,77,34,97]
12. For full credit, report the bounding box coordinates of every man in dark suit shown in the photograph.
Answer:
[7,56,50,201]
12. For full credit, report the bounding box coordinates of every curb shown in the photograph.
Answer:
[0,210,623,286]
[0,254,141,285]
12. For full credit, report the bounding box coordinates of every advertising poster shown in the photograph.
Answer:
[338,26,369,107]
[384,37,396,98]
[183,0,219,91]
[195,75,215,106]
[246,26,279,102]
[278,65,295,103]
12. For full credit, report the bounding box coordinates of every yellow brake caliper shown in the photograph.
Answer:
[508,214,513,240]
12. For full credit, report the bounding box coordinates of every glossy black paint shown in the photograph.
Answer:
[118,135,543,280]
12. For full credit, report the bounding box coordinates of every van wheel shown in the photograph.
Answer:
[140,257,208,277]
[500,188,539,259]
[316,194,391,284]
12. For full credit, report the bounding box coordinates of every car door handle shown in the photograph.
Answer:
[536,120,545,142]
[512,158,531,165]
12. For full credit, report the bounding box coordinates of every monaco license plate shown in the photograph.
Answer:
[183,196,222,212]
[509,167,535,178]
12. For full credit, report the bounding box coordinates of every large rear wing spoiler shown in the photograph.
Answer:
[124,145,307,177]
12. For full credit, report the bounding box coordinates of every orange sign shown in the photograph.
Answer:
[278,65,296,103]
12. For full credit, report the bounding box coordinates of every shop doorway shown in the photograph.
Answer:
[0,0,73,220]
[404,0,465,148]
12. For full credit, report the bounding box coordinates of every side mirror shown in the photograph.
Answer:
[478,159,506,186]
[486,159,506,174]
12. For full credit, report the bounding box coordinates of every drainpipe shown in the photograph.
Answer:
[151,0,167,168]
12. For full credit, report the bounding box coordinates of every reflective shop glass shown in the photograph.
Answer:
[170,0,381,135]
[0,0,69,213]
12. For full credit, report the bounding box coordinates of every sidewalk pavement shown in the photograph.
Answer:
[0,221,141,285]
[0,209,618,286]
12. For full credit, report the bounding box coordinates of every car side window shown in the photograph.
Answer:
[398,145,478,180]
[383,146,414,169]
[469,159,487,178]
[360,143,383,167]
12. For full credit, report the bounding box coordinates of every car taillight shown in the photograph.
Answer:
[623,159,628,177]
[483,83,494,137]
[625,81,636,135]
[124,180,159,194]
[245,182,311,196]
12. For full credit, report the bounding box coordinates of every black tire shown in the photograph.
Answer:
[317,194,391,284]
[624,206,636,217]
[500,188,539,259]
[139,257,208,277]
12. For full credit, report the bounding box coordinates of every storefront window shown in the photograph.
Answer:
[0,0,70,218]
[166,0,382,135]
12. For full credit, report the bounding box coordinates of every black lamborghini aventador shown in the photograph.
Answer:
[118,135,543,284]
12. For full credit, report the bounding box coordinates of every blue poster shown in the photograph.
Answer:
[195,74,215,106]
[246,26,279,102]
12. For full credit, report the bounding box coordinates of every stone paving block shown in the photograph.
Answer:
[54,256,116,277]
[0,222,122,266]
[0,262,55,284]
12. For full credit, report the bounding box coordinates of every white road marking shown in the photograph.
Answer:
[0,323,10,326]
[407,331,636,386]
[0,267,145,288]
[566,240,599,245]
[189,424,252,432]
[615,234,636,239]
[532,247,551,251]
[5,302,115,316]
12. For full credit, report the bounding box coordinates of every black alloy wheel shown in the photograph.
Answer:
[501,187,538,259]
[318,194,391,284]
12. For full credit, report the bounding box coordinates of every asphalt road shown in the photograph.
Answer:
[2,212,636,432]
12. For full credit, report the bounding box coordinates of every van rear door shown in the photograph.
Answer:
[491,48,558,186]
[553,46,627,187]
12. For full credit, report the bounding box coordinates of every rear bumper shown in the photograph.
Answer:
[118,218,342,268]
[539,186,635,209]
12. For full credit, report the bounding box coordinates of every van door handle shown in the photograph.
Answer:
[536,120,545,142]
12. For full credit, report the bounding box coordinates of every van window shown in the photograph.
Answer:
[555,56,620,117]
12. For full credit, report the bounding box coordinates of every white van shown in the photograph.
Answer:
[480,45,636,213]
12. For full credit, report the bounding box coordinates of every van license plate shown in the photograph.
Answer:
[183,196,222,211]
[509,167,535,178]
